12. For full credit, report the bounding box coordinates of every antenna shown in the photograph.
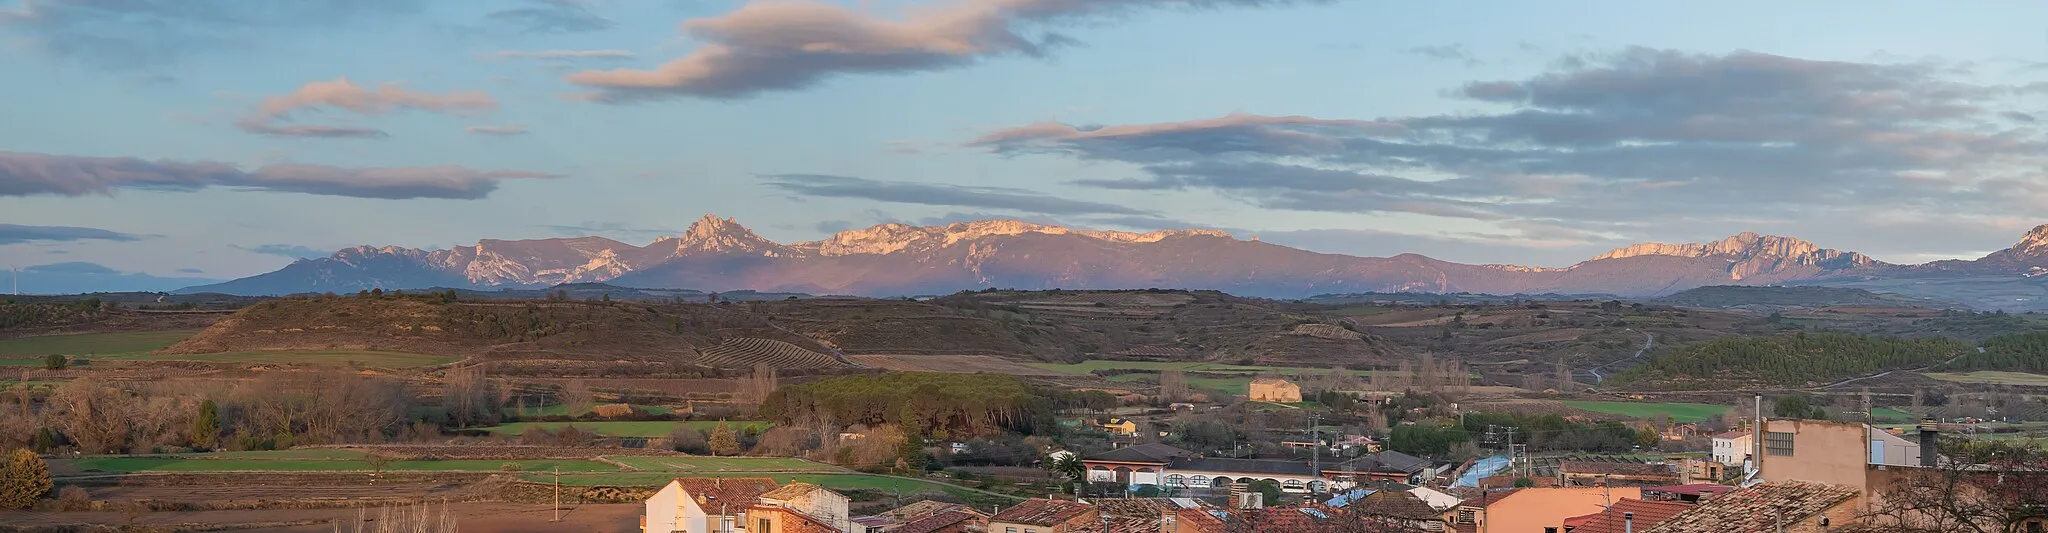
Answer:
[9,266,16,295]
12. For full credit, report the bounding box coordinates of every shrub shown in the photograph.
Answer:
[58,486,90,511]
[0,448,52,510]
[500,462,522,472]
[41,355,65,370]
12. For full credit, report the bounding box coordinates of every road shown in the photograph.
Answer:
[1587,330,1654,383]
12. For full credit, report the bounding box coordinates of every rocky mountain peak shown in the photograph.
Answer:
[1594,232,1830,262]
[2015,224,2048,256]
[664,214,781,256]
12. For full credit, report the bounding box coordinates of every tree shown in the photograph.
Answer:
[442,364,500,428]
[1045,453,1086,495]
[1634,426,1660,448]
[709,422,740,456]
[370,288,383,297]
[1862,439,2048,532]
[41,355,65,371]
[561,379,595,416]
[0,448,50,510]
[1158,370,1190,403]
[190,399,221,450]
[1774,395,1828,420]
[744,364,779,403]
[1246,479,1283,506]
[49,379,131,454]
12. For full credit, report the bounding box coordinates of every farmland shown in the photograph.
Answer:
[1025,360,1365,395]
[0,329,197,356]
[479,420,775,438]
[530,472,990,499]
[606,456,825,472]
[1562,401,1729,422]
[696,337,851,369]
[1925,371,2048,387]
[71,455,617,474]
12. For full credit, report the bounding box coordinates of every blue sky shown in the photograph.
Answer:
[4,0,2048,286]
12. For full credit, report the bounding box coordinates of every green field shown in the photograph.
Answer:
[72,456,616,473]
[609,456,827,472]
[0,330,197,356]
[502,404,677,418]
[479,420,774,438]
[1027,360,1366,395]
[529,472,982,497]
[1563,401,1729,422]
[1925,371,2048,386]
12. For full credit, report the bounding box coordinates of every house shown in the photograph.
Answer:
[988,499,1098,533]
[1325,451,1436,485]
[1558,460,1679,487]
[1248,377,1303,403]
[1641,481,1861,533]
[643,478,780,533]
[871,501,989,533]
[1094,418,1139,437]
[1447,487,1642,533]
[947,442,972,455]
[1640,484,1733,503]
[1350,490,1448,531]
[1709,430,1751,467]
[1661,423,1699,441]
[752,483,852,533]
[895,511,984,533]
[1562,498,1692,533]
[1753,418,1922,493]
[1331,435,1380,454]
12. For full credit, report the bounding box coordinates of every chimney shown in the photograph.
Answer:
[1917,418,1939,467]
[1625,511,1635,533]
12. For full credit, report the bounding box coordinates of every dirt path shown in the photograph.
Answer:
[1587,330,1654,383]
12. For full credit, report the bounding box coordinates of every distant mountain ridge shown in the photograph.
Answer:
[179,216,2048,305]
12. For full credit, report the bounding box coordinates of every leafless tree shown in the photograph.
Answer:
[443,364,500,428]
[744,363,779,403]
[1159,370,1190,403]
[560,379,595,416]
[50,378,134,454]
[1861,439,2048,533]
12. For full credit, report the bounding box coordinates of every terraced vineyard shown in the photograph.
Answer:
[697,337,850,369]
[1292,324,1363,340]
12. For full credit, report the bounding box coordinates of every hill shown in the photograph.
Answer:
[1651,286,1950,310]
[1613,331,1973,389]
[181,215,2048,306]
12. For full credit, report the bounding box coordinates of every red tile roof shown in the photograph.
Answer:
[675,477,778,512]
[1642,484,1734,497]
[1455,488,1523,509]
[1641,481,1858,533]
[896,510,980,533]
[1566,498,1694,533]
[990,499,1095,527]
[1711,430,1749,440]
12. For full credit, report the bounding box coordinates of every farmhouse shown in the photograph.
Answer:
[752,483,853,533]
[1709,430,1750,466]
[1248,377,1302,402]
[644,477,779,533]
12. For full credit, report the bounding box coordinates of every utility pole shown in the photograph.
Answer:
[552,466,561,522]
[1309,412,1322,495]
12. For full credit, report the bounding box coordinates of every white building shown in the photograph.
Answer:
[1710,430,1752,467]
[643,478,779,533]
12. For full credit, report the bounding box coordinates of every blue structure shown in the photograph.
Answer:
[1453,455,1512,488]
[1323,488,1377,508]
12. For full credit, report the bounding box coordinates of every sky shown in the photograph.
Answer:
[4,0,2048,288]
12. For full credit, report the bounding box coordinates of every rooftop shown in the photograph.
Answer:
[1566,498,1694,533]
[1173,457,1317,477]
[1085,443,1194,464]
[1711,430,1749,440]
[1329,450,1432,474]
[1641,481,1859,533]
[1351,490,1443,521]
[879,500,971,522]
[758,482,821,502]
[1251,377,1295,385]
[1642,484,1735,497]
[990,499,1095,526]
[673,477,779,510]
[895,510,980,533]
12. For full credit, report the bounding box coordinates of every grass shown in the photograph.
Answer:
[501,404,676,418]
[529,472,980,497]
[1870,407,1916,422]
[1563,401,1730,422]
[1925,371,2048,387]
[71,457,616,473]
[0,330,197,356]
[608,456,827,472]
[478,420,774,438]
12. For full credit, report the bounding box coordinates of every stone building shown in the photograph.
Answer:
[1248,377,1302,403]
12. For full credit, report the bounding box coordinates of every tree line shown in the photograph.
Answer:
[1935,332,2048,373]
[759,372,1114,439]
[1615,331,1971,386]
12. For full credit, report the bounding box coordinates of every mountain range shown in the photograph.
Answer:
[177,215,2048,309]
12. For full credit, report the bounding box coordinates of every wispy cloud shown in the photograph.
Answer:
[466,125,530,136]
[235,244,330,259]
[0,150,558,200]
[566,0,1331,102]
[969,48,2048,258]
[532,221,678,239]
[237,78,498,139]
[0,0,427,69]
[761,174,1153,216]
[487,0,614,34]
[0,224,144,245]
[485,49,635,61]
[1400,44,1482,66]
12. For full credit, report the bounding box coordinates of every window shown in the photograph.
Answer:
[1281,480,1305,490]
[1765,431,1795,456]
[1457,508,1476,524]
[758,518,772,533]
[1166,474,1185,487]
[1006,528,1018,533]
[1190,475,1209,487]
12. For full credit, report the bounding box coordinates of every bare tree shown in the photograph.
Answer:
[443,364,500,428]
[1554,359,1575,390]
[561,379,595,416]
[744,363,780,403]
[50,378,133,454]
[1862,439,2048,533]
[1159,370,1190,403]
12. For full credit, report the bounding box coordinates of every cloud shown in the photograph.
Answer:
[969,48,2048,253]
[236,244,330,259]
[0,224,143,244]
[565,0,1328,102]
[0,150,559,200]
[24,262,119,275]
[0,0,426,68]
[485,49,636,61]
[1400,44,1482,66]
[761,174,1153,216]
[487,0,614,34]
[533,221,678,239]
[466,125,530,136]
[237,78,498,139]
[175,268,205,274]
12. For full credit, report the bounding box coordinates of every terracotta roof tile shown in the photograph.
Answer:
[1352,491,1442,521]
[674,477,778,511]
[760,482,821,502]
[991,499,1095,527]
[1566,498,1694,533]
[1641,481,1858,533]
[896,510,980,533]
[881,500,972,522]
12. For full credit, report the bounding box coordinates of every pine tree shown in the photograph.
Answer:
[191,399,221,450]
[709,422,740,456]
[0,448,51,510]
